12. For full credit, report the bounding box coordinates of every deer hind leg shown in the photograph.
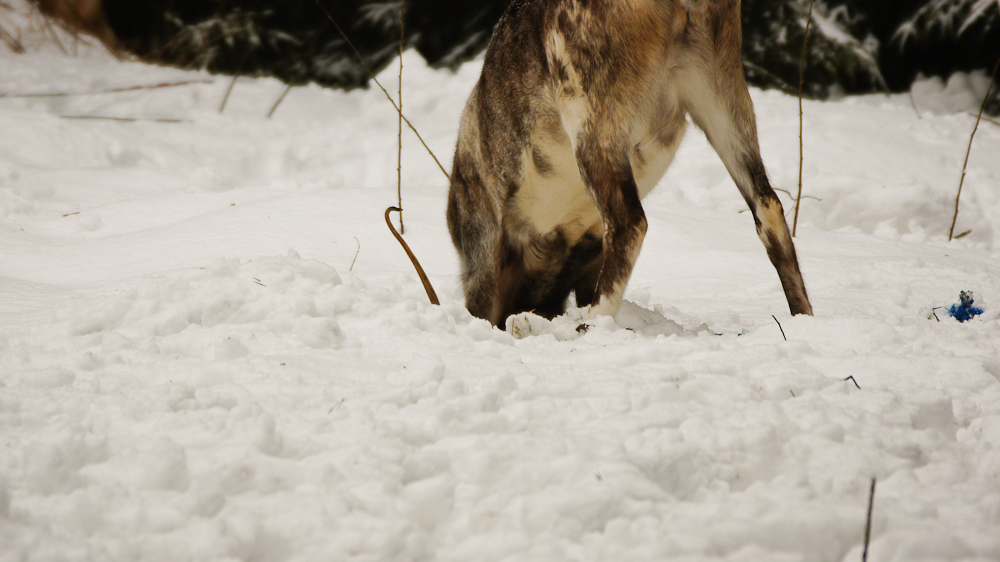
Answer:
[680,53,813,316]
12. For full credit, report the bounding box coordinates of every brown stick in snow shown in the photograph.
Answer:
[385,207,439,305]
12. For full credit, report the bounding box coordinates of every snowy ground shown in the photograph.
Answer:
[2,15,1000,562]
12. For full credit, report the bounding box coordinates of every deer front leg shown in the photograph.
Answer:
[575,136,648,319]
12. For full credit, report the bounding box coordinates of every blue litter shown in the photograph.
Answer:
[947,291,984,323]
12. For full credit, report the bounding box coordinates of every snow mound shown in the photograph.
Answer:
[507,301,693,340]
[55,251,348,353]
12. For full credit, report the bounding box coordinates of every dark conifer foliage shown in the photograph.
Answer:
[88,0,1000,108]
[742,0,885,97]
[101,0,508,88]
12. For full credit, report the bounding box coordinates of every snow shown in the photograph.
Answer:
[2,21,1000,562]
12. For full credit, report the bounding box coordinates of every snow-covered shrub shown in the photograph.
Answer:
[892,0,1000,113]
[742,0,885,97]
[895,0,1000,45]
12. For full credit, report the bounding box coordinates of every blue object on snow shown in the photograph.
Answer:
[947,291,984,322]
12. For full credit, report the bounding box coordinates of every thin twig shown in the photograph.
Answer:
[908,90,922,119]
[774,187,822,202]
[397,0,406,234]
[773,187,822,219]
[793,0,816,238]
[963,111,1000,128]
[949,56,999,241]
[267,84,293,119]
[328,398,345,413]
[350,236,360,271]
[314,0,450,181]
[931,306,944,322]
[0,20,24,53]
[42,13,68,56]
[385,207,439,305]
[862,477,876,562]
[59,115,185,123]
[772,315,787,341]
[0,79,213,98]
[220,74,238,113]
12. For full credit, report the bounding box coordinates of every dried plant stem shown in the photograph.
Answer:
[350,237,360,271]
[1,79,212,98]
[397,0,406,234]
[314,0,450,181]
[220,74,238,113]
[949,56,999,241]
[908,90,922,119]
[59,115,184,123]
[772,315,787,341]
[0,20,24,53]
[267,84,293,119]
[42,13,68,55]
[963,111,999,128]
[793,0,816,238]
[862,477,876,562]
[385,207,439,305]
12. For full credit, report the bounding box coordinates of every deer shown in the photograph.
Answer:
[446,0,813,328]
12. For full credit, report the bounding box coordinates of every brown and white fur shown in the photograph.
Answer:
[447,0,813,328]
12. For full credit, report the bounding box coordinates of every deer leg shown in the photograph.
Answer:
[682,70,813,316]
[573,136,647,319]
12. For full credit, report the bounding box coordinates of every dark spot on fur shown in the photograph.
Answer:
[743,154,771,199]
[709,8,727,53]
[532,147,554,176]
[557,62,569,83]
[632,143,646,170]
[682,9,693,45]
[557,10,574,38]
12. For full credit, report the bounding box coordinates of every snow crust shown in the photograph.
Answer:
[2,25,1000,562]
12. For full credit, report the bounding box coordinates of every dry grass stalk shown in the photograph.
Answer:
[0,17,25,53]
[963,111,999,127]
[1,79,213,98]
[314,0,450,182]
[350,237,360,271]
[397,0,406,234]
[60,115,184,123]
[862,477,876,562]
[949,56,999,241]
[908,90,922,119]
[267,84,293,119]
[219,74,238,113]
[793,0,816,238]
[772,315,786,340]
